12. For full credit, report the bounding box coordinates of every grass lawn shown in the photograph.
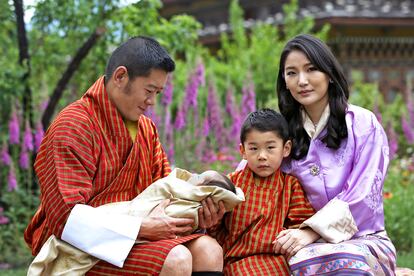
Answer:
[0,268,26,276]
[398,250,414,269]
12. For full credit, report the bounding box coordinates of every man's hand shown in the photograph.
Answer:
[198,197,226,229]
[272,228,320,260]
[138,199,194,241]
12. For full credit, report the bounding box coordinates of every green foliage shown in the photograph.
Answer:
[0,189,39,268]
[208,0,329,107]
[349,80,412,157]
[383,157,414,254]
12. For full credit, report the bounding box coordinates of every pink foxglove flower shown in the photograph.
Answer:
[23,120,34,151]
[9,110,20,145]
[8,166,17,192]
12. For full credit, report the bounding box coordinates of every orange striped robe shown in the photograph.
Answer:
[24,77,201,275]
[216,167,315,275]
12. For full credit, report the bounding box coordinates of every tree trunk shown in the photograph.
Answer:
[13,0,33,127]
[41,27,106,130]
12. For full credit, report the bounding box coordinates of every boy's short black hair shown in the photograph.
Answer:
[204,173,236,194]
[240,108,290,144]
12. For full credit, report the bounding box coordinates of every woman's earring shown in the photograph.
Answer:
[329,79,334,83]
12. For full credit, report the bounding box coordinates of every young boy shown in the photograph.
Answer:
[28,168,245,276]
[211,108,315,275]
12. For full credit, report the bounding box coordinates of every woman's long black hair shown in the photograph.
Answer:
[277,34,349,160]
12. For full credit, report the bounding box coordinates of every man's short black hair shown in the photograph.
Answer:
[204,173,236,194]
[105,36,175,84]
[240,108,290,144]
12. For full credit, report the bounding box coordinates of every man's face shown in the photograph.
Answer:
[111,69,168,121]
[240,130,291,178]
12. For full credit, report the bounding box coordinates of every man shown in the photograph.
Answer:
[25,36,226,275]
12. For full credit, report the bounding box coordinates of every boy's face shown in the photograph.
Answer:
[240,130,291,178]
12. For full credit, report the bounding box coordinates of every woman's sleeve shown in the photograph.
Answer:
[300,116,389,243]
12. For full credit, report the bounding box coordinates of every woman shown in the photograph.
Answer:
[273,34,396,275]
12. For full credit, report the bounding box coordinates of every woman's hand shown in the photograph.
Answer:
[272,228,320,260]
[198,197,226,230]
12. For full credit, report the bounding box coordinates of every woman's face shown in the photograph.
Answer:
[284,50,329,112]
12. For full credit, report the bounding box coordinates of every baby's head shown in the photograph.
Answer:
[188,170,236,194]
[240,108,292,178]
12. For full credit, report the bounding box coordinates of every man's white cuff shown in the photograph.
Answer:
[61,204,142,267]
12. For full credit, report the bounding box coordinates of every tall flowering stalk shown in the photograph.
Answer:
[145,107,161,128]
[0,142,11,166]
[407,96,414,129]
[7,165,17,192]
[19,149,29,170]
[185,61,205,110]
[34,122,44,152]
[0,207,9,225]
[174,105,186,130]
[164,109,175,164]
[8,109,20,145]
[23,120,34,151]
[174,61,205,131]
[241,78,256,119]
[207,84,225,148]
[401,116,414,144]
[161,75,173,107]
[226,88,242,141]
[387,122,399,159]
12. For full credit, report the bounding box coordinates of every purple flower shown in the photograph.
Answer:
[407,97,414,129]
[40,100,49,112]
[201,148,217,163]
[145,107,161,127]
[174,105,186,130]
[225,88,236,115]
[8,166,17,192]
[230,113,242,141]
[34,122,44,152]
[226,88,242,141]
[0,207,9,225]
[241,80,256,118]
[195,61,205,87]
[9,110,20,145]
[23,120,34,151]
[184,61,205,110]
[202,117,210,137]
[207,85,225,147]
[164,109,175,164]
[387,123,398,159]
[0,142,11,166]
[19,149,30,169]
[401,116,414,144]
[161,75,173,107]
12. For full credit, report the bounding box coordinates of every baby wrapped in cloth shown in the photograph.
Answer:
[28,168,245,275]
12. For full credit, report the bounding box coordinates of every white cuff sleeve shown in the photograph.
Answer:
[61,204,142,268]
[299,199,358,243]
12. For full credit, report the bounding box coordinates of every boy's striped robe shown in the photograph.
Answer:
[24,77,201,275]
[215,167,315,276]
